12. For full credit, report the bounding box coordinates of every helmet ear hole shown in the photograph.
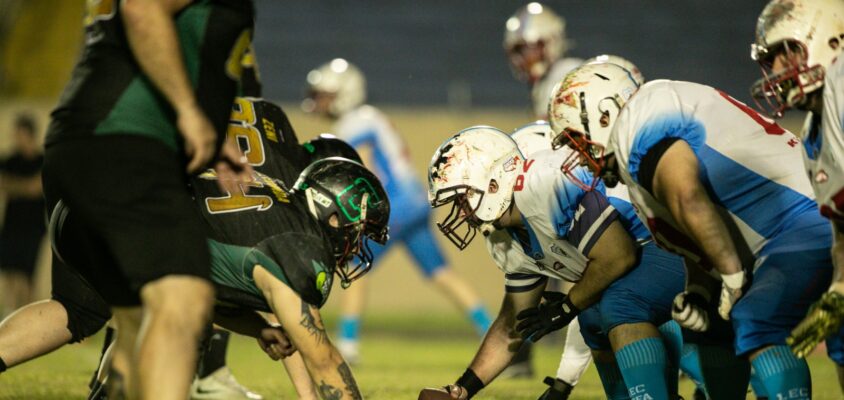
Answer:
[328,213,340,228]
[599,111,610,128]
[488,179,499,194]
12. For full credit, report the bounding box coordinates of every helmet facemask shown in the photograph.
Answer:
[430,185,486,250]
[552,91,622,190]
[751,41,823,117]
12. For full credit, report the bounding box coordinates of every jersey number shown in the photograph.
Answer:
[205,98,276,214]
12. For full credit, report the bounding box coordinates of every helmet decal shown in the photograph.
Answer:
[336,178,381,222]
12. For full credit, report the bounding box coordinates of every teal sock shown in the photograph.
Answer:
[468,305,492,336]
[679,343,709,397]
[749,366,768,398]
[698,344,750,400]
[616,337,671,400]
[594,358,630,400]
[339,317,360,341]
[751,345,810,400]
[657,321,682,396]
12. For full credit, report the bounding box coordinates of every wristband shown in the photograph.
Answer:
[721,270,745,290]
[455,368,485,398]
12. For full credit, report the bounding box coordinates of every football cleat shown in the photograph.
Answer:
[190,367,263,400]
[537,376,573,400]
[787,291,844,358]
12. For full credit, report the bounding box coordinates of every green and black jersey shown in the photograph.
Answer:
[226,98,311,186]
[192,170,336,308]
[46,0,254,153]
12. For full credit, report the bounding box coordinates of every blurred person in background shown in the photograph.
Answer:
[0,113,45,318]
[303,58,492,364]
[503,2,583,120]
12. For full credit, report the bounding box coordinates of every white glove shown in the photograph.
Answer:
[718,271,746,321]
[672,291,709,332]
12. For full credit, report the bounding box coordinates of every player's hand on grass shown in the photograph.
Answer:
[787,291,844,358]
[516,291,578,342]
[418,385,468,400]
[717,270,746,321]
[178,104,218,174]
[213,138,253,194]
[672,291,709,331]
[257,325,296,360]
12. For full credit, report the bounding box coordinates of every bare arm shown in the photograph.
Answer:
[0,173,41,198]
[467,284,544,385]
[253,266,362,400]
[567,219,637,310]
[651,140,742,277]
[121,0,196,114]
[282,352,320,400]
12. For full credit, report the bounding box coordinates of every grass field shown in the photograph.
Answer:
[0,313,841,400]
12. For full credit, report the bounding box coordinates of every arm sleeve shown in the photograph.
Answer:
[636,137,681,195]
[504,273,548,293]
[567,190,619,255]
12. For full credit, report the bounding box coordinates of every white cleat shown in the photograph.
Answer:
[337,339,360,365]
[190,367,263,400]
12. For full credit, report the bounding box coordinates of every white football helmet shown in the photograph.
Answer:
[503,2,568,83]
[302,58,366,117]
[511,120,554,158]
[584,54,646,86]
[428,126,523,249]
[548,63,640,188]
[750,0,844,117]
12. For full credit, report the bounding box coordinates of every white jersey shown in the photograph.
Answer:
[533,58,584,119]
[334,105,428,223]
[483,149,621,292]
[800,56,844,220]
[609,80,829,268]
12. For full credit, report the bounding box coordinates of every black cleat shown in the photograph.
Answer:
[537,376,573,400]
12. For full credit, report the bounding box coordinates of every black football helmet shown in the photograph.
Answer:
[303,133,363,164]
[293,157,389,288]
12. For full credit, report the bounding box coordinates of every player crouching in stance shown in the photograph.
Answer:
[419,126,687,399]
[0,157,388,400]
[552,62,835,399]
[749,0,844,392]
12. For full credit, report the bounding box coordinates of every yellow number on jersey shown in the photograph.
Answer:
[228,97,265,166]
[84,0,116,27]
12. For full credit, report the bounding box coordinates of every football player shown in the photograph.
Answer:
[421,125,687,400]
[749,0,844,391]
[503,2,584,119]
[551,62,833,399]
[303,59,492,364]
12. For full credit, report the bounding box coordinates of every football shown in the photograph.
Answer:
[418,387,455,400]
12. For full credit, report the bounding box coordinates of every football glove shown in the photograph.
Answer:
[718,270,746,321]
[516,292,579,342]
[787,291,844,359]
[672,291,710,332]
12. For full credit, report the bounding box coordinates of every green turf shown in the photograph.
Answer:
[0,313,840,399]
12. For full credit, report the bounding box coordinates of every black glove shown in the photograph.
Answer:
[516,292,579,342]
[537,376,573,400]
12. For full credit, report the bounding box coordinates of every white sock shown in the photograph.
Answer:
[556,317,593,385]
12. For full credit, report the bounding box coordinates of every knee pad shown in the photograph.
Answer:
[53,295,111,343]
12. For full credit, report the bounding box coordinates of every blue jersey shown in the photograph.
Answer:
[609,80,831,267]
[334,105,428,225]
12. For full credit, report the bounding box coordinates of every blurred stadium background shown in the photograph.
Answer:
[0,1,837,399]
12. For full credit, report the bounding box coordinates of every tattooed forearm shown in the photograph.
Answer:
[300,300,328,345]
[338,362,362,400]
[317,380,342,400]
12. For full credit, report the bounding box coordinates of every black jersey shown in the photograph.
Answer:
[46,0,255,153]
[227,97,310,186]
[192,169,336,308]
